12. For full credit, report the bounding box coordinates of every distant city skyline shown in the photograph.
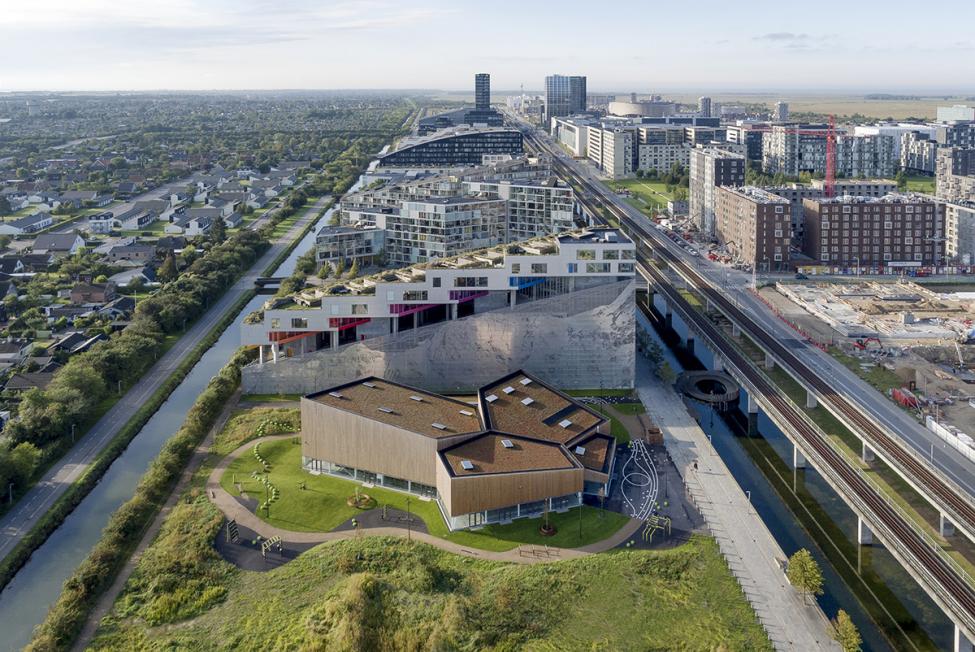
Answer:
[1,0,974,92]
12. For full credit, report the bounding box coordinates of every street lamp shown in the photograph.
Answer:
[406,496,412,542]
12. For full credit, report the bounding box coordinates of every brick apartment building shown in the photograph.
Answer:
[802,194,945,269]
[714,186,792,271]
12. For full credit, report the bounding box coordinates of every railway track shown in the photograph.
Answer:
[519,129,975,632]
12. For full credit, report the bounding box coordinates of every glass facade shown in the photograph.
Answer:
[378,130,524,168]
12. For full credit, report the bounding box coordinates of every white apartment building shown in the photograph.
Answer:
[463,179,574,241]
[945,201,975,264]
[243,228,636,359]
[901,131,939,174]
[689,148,746,236]
[587,127,634,179]
[637,143,690,174]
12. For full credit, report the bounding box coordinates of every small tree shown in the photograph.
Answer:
[158,254,178,283]
[832,609,862,652]
[319,262,332,279]
[334,259,346,277]
[347,259,359,278]
[210,216,227,243]
[895,170,908,191]
[787,548,824,603]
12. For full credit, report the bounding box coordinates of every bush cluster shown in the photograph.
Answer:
[26,346,255,652]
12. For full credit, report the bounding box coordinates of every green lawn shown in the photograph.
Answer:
[829,346,905,395]
[903,175,935,194]
[565,388,635,398]
[240,392,303,402]
[220,438,629,552]
[610,178,675,210]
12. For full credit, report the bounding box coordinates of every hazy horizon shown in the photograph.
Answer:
[1,0,973,94]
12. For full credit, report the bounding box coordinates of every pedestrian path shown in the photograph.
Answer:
[635,357,840,652]
[206,434,642,565]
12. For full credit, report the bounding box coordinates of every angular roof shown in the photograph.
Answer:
[478,371,605,446]
[33,232,83,251]
[307,377,482,439]
[439,432,581,477]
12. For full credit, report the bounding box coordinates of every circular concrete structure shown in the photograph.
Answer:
[607,100,678,117]
[676,371,740,407]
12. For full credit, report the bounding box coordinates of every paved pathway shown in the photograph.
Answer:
[634,357,840,652]
[0,195,329,563]
[206,434,643,565]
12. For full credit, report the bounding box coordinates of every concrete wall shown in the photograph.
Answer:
[242,279,635,394]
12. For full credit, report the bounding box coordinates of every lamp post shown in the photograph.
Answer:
[71,422,76,444]
[406,496,412,542]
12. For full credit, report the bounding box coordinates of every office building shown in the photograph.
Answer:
[938,105,975,123]
[689,148,746,235]
[698,96,712,118]
[475,73,490,111]
[936,122,975,149]
[715,186,792,271]
[299,370,616,530]
[544,74,587,124]
[725,123,770,162]
[607,99,678,118]
[775,101,789,122]
[587,127,635,178]
[937,148,975,202]
[417,74,503,134]
[802,194,945,269]
[377,127,523,169]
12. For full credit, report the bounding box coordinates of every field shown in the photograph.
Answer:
[903,175,936,194]
[88,507,771,652]
[611,178,674,212]
[220,437,630,552]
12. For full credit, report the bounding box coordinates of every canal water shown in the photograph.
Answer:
[0,205,335,651]
[647,293,951,651]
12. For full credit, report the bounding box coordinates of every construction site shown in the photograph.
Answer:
[761,280,975,461]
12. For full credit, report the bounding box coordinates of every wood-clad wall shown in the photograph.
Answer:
[302,398,471,486]
[436,459,583,516]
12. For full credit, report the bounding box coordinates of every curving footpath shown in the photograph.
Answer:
[207,434,643,565]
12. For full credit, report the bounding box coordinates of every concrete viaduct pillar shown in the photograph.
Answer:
[861,442,875,464]
[712,356,723,372]
[956,625,973,652]
[732,323,741,338]
[857,517,873,545]
[941,513,956,538]
[793,445,807,469]
[806,391,818,409]
[686,337,695,356]
[764,352,775,370]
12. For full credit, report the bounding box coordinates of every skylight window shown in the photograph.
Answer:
[575,446,587,455]
[502,386,515,394]
[501,439,514,449]
[460,460,474,470]
[459,409,475,416]
[559,419,573,428]
[520,377,533,386]
[432,423,447,430]
[521,397,535,406]
[485,394,498,403]
[328,391,343,399]
[410,395,424,402]
[362,382,376,388]
[378,407,395,414]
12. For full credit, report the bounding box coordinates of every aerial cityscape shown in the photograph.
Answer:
[3,2,975,651]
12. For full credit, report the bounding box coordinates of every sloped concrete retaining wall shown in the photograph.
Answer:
[241,279,635,394]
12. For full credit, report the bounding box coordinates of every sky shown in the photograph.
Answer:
[1,0,973,93]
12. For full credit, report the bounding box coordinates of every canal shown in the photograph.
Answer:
[0,204,336,651]
[645,293,950,651]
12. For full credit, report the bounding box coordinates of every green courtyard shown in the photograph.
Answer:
[610,178,676,212]
[220,436,630,552]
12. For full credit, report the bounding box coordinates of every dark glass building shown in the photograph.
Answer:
[377,129,524,168]
[475,73,490,111]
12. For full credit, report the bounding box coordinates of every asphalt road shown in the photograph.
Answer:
[521,116,975,503]
[0,195,329,562]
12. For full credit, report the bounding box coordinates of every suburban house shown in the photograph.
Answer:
[98,295,137,319]
[6,252,55,272]
[249,179,283,198]
[109,265,156,288]
[70,281,116,305]
[300,370,616,531]
[32,232,85,257]
[0,212,54,235]
[59,190,110,209]
[107,243,156,264]
[165,207,221,236]
[86,211,115,234]
[0,340,33,366]
[3,372,55,393]
[114,207,157,231]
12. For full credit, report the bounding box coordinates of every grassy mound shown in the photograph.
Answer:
[89,515,770,651]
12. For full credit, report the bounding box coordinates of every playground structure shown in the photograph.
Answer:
[621,437,659,521]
